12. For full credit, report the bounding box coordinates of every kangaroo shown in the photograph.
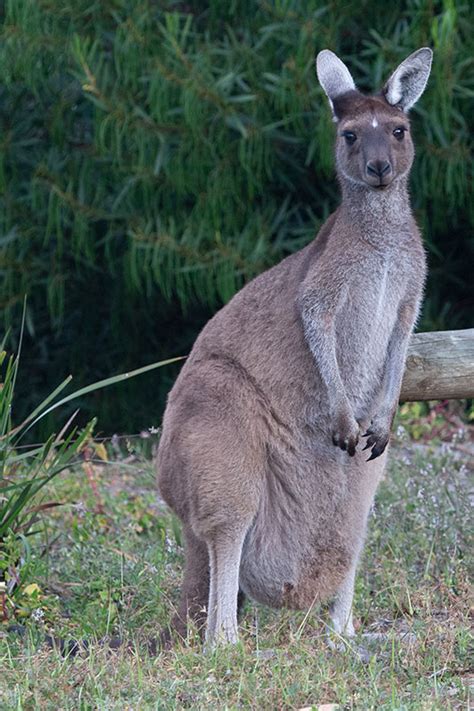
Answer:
[157,48,432,648]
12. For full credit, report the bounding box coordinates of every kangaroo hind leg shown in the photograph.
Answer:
[329,561,356,638]
[205,532,247,650]
[162,525,210,646]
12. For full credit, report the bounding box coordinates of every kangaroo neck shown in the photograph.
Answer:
[338,177,413,246]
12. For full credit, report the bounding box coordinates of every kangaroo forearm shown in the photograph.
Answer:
[379,342,410,417]
[302,312,348,409]
[299,277,351,411]
[378,308,418,416]
[304,314,360,454]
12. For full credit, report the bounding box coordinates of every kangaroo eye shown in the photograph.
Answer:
[342,131,357,145]
[393,127,406,140]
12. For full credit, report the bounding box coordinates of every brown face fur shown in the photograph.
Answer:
[332,92,414,190]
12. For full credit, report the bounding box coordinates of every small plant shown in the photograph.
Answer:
[0,344,94,621]
[0,326,182,622]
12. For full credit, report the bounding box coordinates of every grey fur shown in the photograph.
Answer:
[384,48,433,111]
[157,49,431,648]
[316,50,356,115]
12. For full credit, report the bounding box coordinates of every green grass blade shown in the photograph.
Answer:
[10,296,27,398]
[27,356,184,430]
[5,375,74,442]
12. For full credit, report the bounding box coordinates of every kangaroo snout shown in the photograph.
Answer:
[366,160,391,178]
[366,159,392,186]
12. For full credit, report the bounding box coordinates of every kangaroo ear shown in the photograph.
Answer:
[316,50,356,117]
[384,48,433,112]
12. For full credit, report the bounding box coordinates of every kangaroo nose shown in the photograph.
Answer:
[366,160,391,178]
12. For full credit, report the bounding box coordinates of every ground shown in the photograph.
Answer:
[0,411,472,710]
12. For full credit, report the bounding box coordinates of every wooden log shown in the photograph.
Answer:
[401,329,474,401]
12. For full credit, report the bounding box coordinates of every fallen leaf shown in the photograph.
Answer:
[94,442,109,462]
[23,583,41,596]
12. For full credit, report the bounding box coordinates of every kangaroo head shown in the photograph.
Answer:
[316,48,432,191]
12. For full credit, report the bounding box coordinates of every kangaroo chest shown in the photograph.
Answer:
[334,249,408,403]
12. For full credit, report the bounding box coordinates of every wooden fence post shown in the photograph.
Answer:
[401,329,474,401]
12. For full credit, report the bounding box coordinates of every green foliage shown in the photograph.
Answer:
[0,1,472,432]
[0,344,96,614]
[0,318,180,613]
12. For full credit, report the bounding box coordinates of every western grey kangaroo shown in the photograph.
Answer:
[157,47,432,648]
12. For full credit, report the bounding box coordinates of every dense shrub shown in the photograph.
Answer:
[0,0,472,433]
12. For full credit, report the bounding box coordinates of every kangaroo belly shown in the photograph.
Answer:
[239,523,353,610]
[239,443,385,609]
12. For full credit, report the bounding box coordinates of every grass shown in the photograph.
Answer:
[0,423,472,710]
